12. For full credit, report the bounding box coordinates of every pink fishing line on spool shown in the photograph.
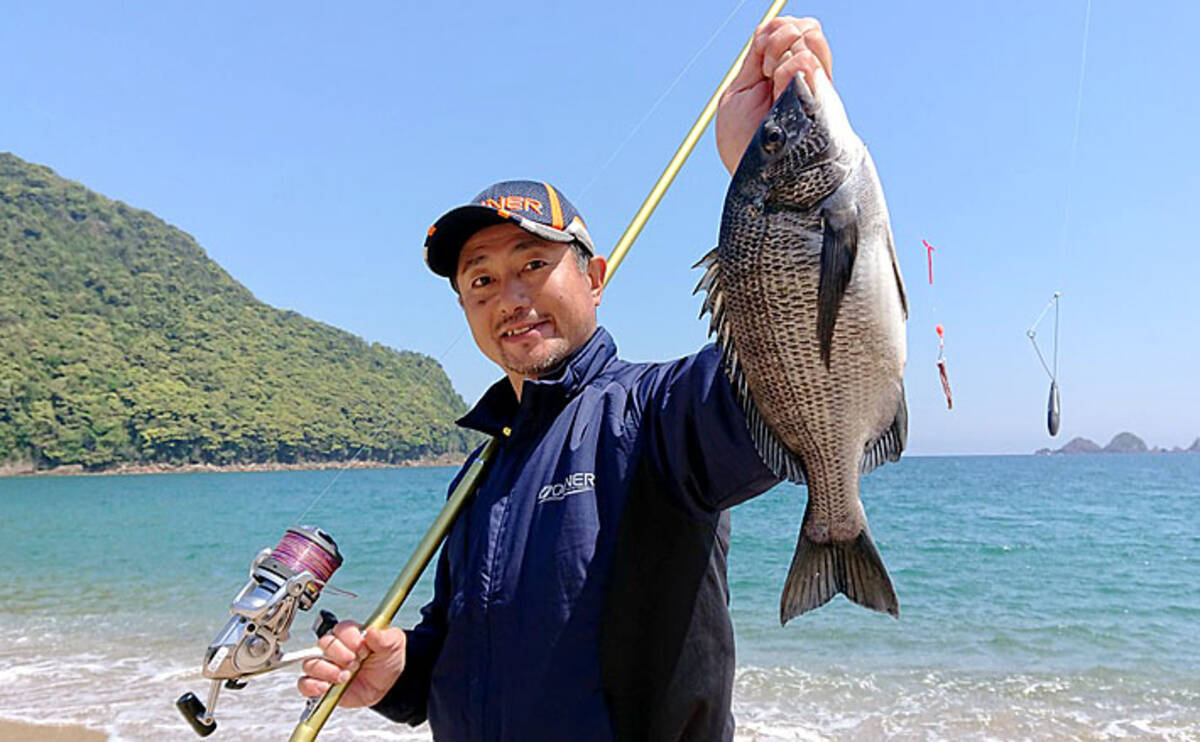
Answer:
[271,528,341,584]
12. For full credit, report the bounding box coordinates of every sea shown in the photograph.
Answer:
[0,455,1196,741]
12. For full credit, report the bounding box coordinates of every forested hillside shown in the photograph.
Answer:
[0,153,475,471]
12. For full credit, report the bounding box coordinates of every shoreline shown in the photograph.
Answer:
[0,453,467,479]
[0,719,107,742]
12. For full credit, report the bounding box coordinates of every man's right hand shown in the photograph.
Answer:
[298,621,408,708]
[716,16,834,176]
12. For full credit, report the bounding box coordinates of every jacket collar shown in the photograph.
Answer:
[457,326,617,438]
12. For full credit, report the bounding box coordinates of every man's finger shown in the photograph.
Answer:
[772,48,825,103]
[759,18,832,89]
[759,21,808,80]
[302,656,351,685]
[726,25,770,99]
[363,626,406,655]
[801,24,833,80]
[297,675,331,699]
[330,621,366,651]
[317,632,358,667]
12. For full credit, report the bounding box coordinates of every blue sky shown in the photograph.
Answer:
[4,1,1198,455]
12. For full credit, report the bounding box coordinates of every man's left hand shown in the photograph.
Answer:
[715,17,834,176]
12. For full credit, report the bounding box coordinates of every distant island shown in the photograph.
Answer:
[1035,432,1200,455]
[1,153,479,476]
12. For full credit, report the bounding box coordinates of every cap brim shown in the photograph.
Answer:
[425,205,592,279]
[424,205,514,277]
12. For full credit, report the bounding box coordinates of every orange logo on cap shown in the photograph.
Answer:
[482,196,544,215]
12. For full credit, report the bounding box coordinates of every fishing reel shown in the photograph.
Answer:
[176,526,351,737]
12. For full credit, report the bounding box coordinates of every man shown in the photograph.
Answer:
[299,16,834,741]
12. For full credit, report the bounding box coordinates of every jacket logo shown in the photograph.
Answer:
[536,472,595,503]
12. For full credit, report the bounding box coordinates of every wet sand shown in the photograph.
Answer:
[0,720,107,741]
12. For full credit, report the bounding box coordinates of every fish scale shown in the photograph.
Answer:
[695,71,909,623]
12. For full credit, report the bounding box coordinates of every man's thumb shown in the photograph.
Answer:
[364,626,406,654]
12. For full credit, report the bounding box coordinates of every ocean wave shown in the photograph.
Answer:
[2,649,1196,742]
[730,666,1200,741]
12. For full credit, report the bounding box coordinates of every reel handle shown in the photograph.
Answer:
[313,609,339,639]
[176,692,217,737]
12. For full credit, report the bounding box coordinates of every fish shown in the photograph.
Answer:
[695,70,909,624]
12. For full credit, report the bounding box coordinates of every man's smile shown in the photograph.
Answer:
[499,318,553,341]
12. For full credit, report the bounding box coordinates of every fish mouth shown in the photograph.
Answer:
[786,70,821,118]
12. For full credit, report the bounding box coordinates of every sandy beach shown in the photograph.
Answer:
[0,720,107,742]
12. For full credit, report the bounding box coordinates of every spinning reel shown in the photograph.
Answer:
[176,526,351,737]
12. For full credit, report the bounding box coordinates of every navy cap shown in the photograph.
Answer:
[424,180,596,278]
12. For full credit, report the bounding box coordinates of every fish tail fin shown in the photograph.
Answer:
[780,527,899,624]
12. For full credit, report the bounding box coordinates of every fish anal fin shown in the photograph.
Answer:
[818,205,859,369]
[861,385,908,475]
[780,527,898,624]
[738,387,807,484]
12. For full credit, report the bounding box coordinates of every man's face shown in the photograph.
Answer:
[455,224,605,393]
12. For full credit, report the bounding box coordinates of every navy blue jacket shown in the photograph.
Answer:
[373,327,778,741]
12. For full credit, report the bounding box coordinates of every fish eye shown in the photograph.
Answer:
[762,124,785,153]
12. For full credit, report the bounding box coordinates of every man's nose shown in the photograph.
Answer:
[498,276,532,314]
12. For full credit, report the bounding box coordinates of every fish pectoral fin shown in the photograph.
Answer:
[780,527,899,624]
[861,384,908,474]
[818,203,859,369]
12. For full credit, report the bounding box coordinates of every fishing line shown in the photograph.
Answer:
[293,325,470,524]
[577,0,751,200]
[1037,0,1090,359]
[1027,0,1089,435]
[1027,292,1060,381]
[271,528,343,587]
[1056,0,1092,274]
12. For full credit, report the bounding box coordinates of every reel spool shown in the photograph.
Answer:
[176,526,347,737]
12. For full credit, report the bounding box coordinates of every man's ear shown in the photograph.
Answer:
[588,256,607,305]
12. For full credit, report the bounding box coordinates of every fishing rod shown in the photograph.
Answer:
[171,2,787,738]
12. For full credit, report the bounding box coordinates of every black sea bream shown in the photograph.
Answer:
[696,71,908,623]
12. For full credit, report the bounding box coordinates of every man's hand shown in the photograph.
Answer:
[716,16,834,176]
[297,621,408,708]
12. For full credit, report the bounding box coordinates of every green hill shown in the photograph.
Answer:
[0,152,475,472]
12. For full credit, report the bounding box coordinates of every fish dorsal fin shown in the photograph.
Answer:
[818,203,859,369]
[694,247,808,484]
[861,385,907,475]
